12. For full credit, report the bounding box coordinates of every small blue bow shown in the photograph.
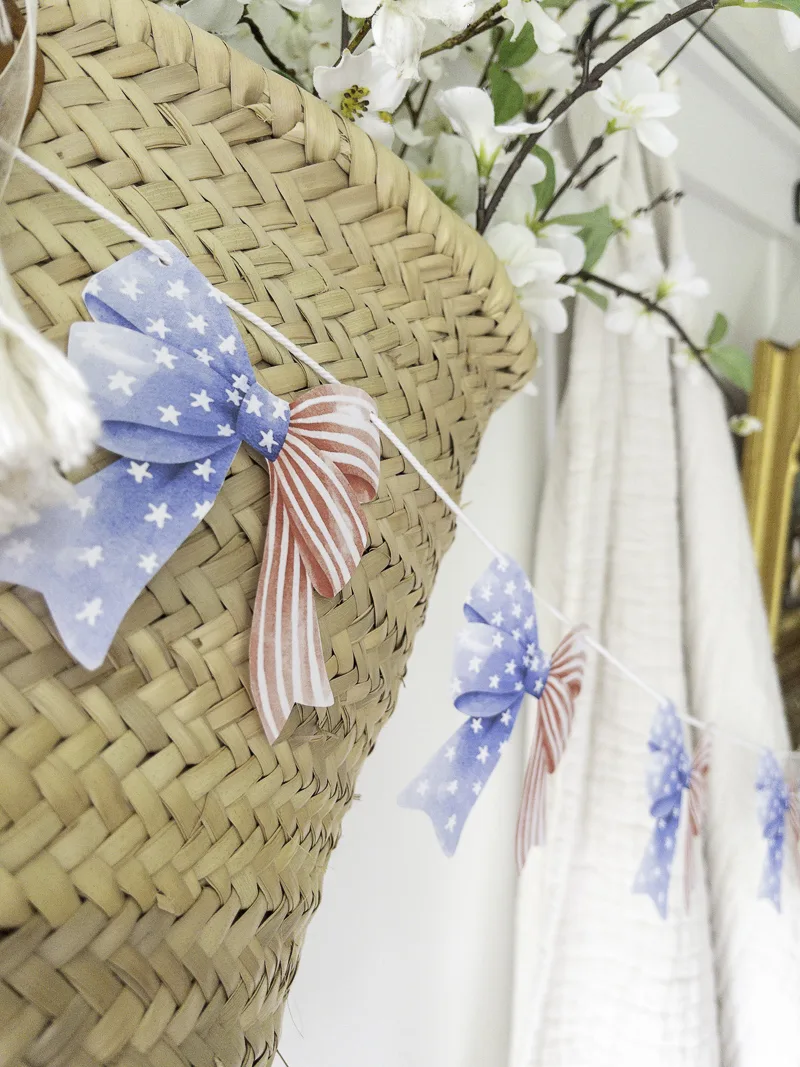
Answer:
[0,242,283,667]
[756,750,794,911]
[399,556,585,867]
[633,702,695,918]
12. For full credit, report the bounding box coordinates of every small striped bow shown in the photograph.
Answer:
[756,750,799,911]
[251,387,380,740]
[399,556,587,869]
[634,703,711,918]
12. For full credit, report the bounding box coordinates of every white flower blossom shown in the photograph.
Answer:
[505,0,567,54]
[343,0,476,77]
[779,10,800,50]
[487,223,574,333]
[729,414,763,437]
[314,48,410,146]
[538,223,586,274]
[605,255,708,346]
[437,86,549,177]
[595,60,680,157]
[518,50,576,95]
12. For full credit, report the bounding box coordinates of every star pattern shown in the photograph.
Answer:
[399,556,546,856]
[0,243,295,683]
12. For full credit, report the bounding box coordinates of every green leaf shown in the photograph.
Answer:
[532,146,556,217]
[488,66,524,124]
[552,206,617,271]
[709,344,753,392]
[575,283,609,311]
[497,23,537,67]
[735,0,800,12]
[705,311,728,347]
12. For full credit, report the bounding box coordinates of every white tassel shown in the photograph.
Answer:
[0,259,99,535]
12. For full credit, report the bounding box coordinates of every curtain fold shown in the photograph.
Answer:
[509,136,720,1067]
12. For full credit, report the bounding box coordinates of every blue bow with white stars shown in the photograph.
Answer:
[633,702,707,919]
[756,750,797,912]
[0,243,380,738]
[399,556,586,866]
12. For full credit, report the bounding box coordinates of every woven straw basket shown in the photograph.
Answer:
[0,1,536,1063]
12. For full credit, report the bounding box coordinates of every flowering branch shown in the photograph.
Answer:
[576,269,729,393]
[479,0,718,232]
[421,3,507,58]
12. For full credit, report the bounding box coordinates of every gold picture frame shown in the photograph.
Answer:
[743,341,800,720]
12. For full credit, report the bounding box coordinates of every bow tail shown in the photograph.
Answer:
[0,449,234,668]
[515,664,580,870]
[250,490,333,742]
[515,724,549,871]
[399,700,523,857]
[634,809,682,919]
[684,735,712,909]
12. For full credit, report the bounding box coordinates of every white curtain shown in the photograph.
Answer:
[510,128,800,1066]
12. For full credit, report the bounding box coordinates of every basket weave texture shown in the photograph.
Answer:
[0,1,536,1063]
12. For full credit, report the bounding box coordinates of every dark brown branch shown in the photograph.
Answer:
[576,154,617,190]
[346,17,372,53]
[540,134,604,220]
[241,15,299,81]
[479,0,717,232]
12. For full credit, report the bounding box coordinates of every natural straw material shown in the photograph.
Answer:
[0,1,536,1063]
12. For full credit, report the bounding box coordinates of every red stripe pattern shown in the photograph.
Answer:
[684,731,712,907]
[515,626,587,870]
[250,385,380,741]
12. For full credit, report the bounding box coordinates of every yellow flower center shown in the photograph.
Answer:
[340,85,370,121]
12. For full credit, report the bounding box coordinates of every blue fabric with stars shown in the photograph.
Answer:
[0,242,291,669]
[399,556,551,855]
[632,702,692,919]
[756,749,791,912]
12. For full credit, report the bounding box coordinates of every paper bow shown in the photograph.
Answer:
[0,242,380,741]
[633,703,711,918]
[399,556,586,869]
[756,750,798,911]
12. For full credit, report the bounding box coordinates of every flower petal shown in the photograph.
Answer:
[636,119,678,158]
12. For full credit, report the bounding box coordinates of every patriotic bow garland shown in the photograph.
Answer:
[633,702,711,918]
[0,243,380,742]
[399,556,586,869]
[756,750,800,912]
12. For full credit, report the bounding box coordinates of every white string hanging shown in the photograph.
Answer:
[7,144,796,764]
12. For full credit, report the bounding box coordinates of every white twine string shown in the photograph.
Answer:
[9,146,796,763]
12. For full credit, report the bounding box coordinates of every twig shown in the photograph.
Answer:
[275,1051,290,1067]
[341,10,350,53]
[346,17,371,53]
[657,9,717,74]
[241,15,298,81]
[476,180,488,232]
[576,154,617,190]
[589,1,648,53]
[540,135,604,220]
[632,188,684,215]
[576,269,727,390]
[421,1,507,58]
[479,0,717,232]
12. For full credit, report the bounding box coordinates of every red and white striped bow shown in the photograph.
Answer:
[515,626,587,871]
[250,385,381,741]
[684,731,712,908]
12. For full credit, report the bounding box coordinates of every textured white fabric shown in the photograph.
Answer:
[677,372,800,1065]
[509,139,720,1066]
